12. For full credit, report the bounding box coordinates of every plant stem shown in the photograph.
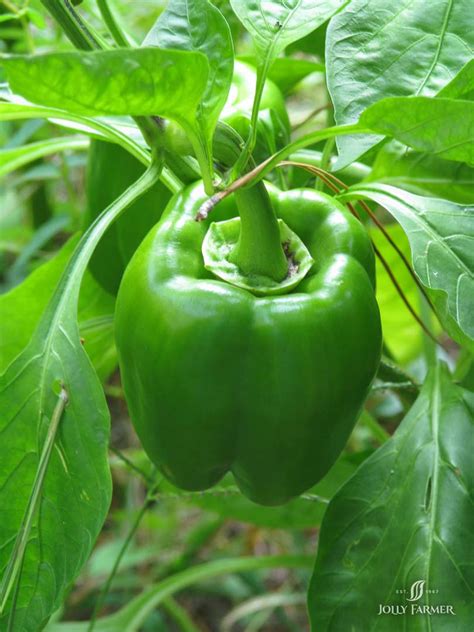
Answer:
[230,183,288,281]
[163,598,201,632]
[96,0,131,47]
[109,447,154,485]
[232,56,273,177]
[40,0,101,50]
[196,124,369,220]
[315,137,335,191]
[377,358,417,386]
[292,103,332,132]
[87,477,161,632]
[187,129,214,195]
[290,150,371,182]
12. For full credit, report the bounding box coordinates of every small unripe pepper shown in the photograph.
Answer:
[84,140,171,295]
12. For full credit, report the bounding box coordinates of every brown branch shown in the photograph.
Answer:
[195,160,271,221]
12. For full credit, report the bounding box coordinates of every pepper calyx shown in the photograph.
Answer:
[202,218,314,296]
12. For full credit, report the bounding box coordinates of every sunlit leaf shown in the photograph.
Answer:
[1,48,208,127]
[361,97,474,166]
[230,0,344,66]
[144,0,233,149]
[370,142,474,205]
[327,0,474,168]
[341,183,474,344]
[439,59,474,99]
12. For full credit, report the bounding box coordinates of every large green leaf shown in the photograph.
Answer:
[361,97,474,166]
[77,276,117,382]
[0,47,208,126]
[0,165,160,630]
[0,239,76,373]
[230,0,345,66]
[370,142,474,205]
[439,59,474,99]
[341,183,474,344]
[327,0,474,168]
[0,238,117,381]
[371,224,424,363]
[309,364,474,630]
[144,0,233,159]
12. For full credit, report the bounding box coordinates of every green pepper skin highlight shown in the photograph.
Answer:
[84,139,171,295]
[115,183,382,505]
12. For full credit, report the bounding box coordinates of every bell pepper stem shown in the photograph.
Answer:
[230,183,288,282]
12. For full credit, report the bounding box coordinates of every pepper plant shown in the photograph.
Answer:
[0,0,473,630]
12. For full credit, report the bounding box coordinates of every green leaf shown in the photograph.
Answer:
[0,238,117,381]
[371,224,424,363]
[370,141,474,205]
[439,59,474,99]
[309,364,474,630]
[230,0,345,65]
[77,275,117,383]
[341,183,474,344]
[144,0,233,152]
[0,238,77,373]
[0,164,160,630]
[1,47,209,126]
[0,136,88,178]
[361,97,474,166]
[327,0,474,168]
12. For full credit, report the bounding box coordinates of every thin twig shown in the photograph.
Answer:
[292,103,333,132]
[87,483,159,632]
[109,446,154,485]
[372,241,440,346]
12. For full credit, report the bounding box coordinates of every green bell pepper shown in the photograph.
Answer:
[83,139,171,295]
[115,180,382,505]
